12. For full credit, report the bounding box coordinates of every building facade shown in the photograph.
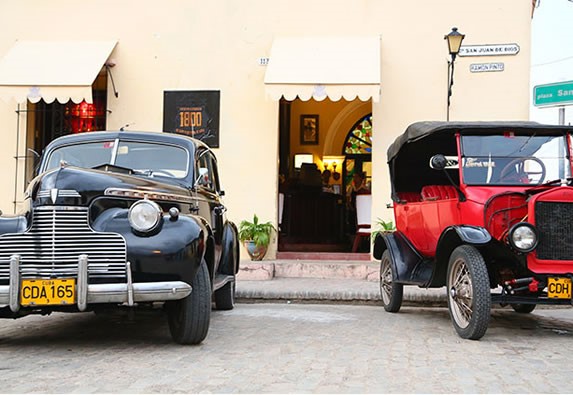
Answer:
[0,0,532,258]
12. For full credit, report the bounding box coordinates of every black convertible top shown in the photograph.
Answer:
[387,121,573,163]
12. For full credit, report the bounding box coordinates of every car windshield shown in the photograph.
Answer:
[44,140,189,178]
[460,134,570,185]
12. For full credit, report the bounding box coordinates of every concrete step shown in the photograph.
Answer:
[235,259,447,305]
[237,259,380,281]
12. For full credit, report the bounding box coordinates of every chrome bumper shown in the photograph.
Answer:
[0,254,192,312]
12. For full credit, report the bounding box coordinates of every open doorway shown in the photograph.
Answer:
[277,98,373,255]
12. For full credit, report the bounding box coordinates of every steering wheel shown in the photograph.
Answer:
[498,157,546,184]
[151,169,177,178]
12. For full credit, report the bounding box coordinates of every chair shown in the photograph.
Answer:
[352,194,372,252]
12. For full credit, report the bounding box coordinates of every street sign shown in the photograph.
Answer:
[459,44,520,57]
[470,62,504,73]
[533,80,573,107]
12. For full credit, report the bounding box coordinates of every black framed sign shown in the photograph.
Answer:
[163,90,220,148]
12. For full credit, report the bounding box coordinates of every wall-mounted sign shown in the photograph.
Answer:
[459,44,520,57]
[533,80,573,107]
[470,62,505,73]
[258,57,269,66]
[163,90,220,148]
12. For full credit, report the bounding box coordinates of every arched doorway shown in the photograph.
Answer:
[277,99,373,256]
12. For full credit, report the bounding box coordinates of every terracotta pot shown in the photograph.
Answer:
[243,241,268,261]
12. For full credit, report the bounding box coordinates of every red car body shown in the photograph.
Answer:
[374,121,573,339]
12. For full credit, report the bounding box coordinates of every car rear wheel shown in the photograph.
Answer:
[214,280,235,310]
[167,259,211,345]
[511,303,536,314]
[447,245,491,340]
[379,250,403,313]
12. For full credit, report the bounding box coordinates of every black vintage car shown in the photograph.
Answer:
[0,131,240,344]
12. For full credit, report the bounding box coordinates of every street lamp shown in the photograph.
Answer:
[444,27,465,121]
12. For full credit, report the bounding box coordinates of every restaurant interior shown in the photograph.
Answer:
[277,98,373,256]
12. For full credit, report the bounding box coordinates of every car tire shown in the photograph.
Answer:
[446,245,491,340]
[167,259,211,345]
[510,303,536,314]
[379,250,403,313]
[214,280,235,310]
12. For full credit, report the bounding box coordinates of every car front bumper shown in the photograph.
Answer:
[0,254,192,313]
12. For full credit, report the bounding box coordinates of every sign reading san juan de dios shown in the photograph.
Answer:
[459,43,520,57]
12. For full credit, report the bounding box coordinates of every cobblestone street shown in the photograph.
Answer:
[0,303,571,393]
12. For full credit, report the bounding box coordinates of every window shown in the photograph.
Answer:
[196,150,219,192]
[344,114,372,155]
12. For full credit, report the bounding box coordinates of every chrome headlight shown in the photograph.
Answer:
[508,223,538,252]
[128,200,162,233]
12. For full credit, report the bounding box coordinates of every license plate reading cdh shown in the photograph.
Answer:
[548,277,572,299]
[21,279,75,306]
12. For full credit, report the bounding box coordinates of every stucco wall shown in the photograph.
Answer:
[0,0,532,257]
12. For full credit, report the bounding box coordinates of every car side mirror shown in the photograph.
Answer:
[194,167,209,186]
[429,154,447,170]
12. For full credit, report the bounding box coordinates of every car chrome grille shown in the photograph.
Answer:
[0,206,127,280]
[535,201,573,260]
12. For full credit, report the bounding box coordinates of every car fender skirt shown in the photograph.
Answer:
[218,222,239,275]
[377,232,433,286]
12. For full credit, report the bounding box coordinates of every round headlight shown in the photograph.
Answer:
[128,200,162,233]
[508,223,538,252]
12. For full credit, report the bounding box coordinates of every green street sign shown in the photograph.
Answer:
[533,81,573,107]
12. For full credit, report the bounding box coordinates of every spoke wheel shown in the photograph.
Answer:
[379,250,403,313]
[447,245,491,340]
[511,303,536,314]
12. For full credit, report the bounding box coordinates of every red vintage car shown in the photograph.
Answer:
[374,121,573,340]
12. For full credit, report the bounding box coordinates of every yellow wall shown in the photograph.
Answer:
[0,0,532,258]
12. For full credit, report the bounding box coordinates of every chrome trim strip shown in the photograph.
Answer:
[126,261,134,306]
[37,190,81,199]
[9,255,20,312]
[105,187,194,204]
[0,281,192,306]
[77,255,88,311]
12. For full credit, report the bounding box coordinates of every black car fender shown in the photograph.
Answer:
[91,207,210,284]
[373,231,433,286]
[218,221,239,275]
[431,225,492,287]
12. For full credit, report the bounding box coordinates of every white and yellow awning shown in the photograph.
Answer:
[264,36,381,102]
[0,40,117,104]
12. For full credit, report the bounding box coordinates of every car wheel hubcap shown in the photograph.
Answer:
[448,258,473,329]
[380,258,393,304]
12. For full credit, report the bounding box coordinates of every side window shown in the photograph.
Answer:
[196,150,219,192]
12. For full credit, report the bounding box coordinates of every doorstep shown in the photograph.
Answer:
[237,259,379,281]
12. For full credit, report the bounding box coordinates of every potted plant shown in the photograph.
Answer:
[238,214,276,261]
[371,218,395,244]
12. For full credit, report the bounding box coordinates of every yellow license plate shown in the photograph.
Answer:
[548,277,572,299]
[21,279,75,306]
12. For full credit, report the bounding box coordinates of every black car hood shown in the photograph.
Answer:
[29,165,190,207]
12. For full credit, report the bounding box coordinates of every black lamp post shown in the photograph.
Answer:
[444,27,465,121]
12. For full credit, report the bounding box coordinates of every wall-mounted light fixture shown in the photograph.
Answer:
[444,27,465,121]
[322,155,345,181]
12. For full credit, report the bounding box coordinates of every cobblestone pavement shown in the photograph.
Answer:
[0,304,571,393]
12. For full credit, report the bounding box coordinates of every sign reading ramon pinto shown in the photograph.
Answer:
[163,90,220,148]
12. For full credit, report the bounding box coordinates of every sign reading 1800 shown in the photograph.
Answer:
[533,81,573,107]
